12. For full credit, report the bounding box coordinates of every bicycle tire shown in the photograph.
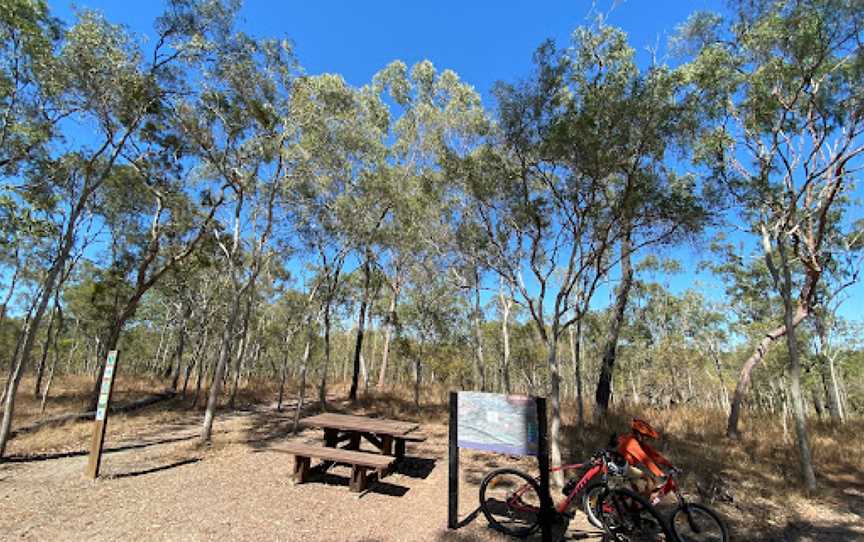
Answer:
[597,487,674,541]
[479,468,543,537]
[581,481,606,529]
[670,503,728,542]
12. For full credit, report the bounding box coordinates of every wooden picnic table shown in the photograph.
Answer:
[301,413,422,458]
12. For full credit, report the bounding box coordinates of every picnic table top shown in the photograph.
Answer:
[301,413,419,437]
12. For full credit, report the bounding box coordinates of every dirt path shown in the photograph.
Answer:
[0,401,603,542]
[4,398,862,541]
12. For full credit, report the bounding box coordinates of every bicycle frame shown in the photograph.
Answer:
[553,462,604,513]
[504,458,608,515]
[650,470,683,507]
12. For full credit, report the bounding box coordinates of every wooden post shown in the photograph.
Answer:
[448,391,459,529]
[86,350,120,479]
[535,396,552,542]
[349,466,368,492]
[381,434,394,455]
[292,456,310,484]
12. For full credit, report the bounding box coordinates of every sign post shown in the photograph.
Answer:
[86,350,119,479]
[448,392,459,529]
[448,391,552,541]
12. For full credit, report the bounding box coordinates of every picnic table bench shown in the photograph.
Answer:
[277,413,426,492]
[275,441,395,492]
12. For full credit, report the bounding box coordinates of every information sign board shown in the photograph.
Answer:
[456,391,539,456]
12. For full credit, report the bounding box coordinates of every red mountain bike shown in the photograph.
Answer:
[583,466,729,542]
[651,468,728,542]
[479,448,673,540]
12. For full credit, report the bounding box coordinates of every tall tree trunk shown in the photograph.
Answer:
[170,301,192,391]
[152,318,170,376]
[185,323,210,400]
[377,282,399,389]
[277,341,290,412]
[41,303,66,413]
[594,229,633,420]
[726,307,807,439]
[812,388,824,419]
[778,240,817,491]
[318,296,332,408]
[201,285,244,443]
[349,253,372,401]
[413,352,422,409]
[818,358,842,423]
[547,335,564,487]
[88,291,148,411]
[228,337,246,409]
[710,347,730,410]
[364,304,376,392]
[569,319,584,426]
[229,287,255,409]
[292,329,314,434]
[472,267,487,392]
[0,210,79,458]
[499,282,512,395]
[814,313,844,423]
[33,301,59,398]
[629,367,640,405]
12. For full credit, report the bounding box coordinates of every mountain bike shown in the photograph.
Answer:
[594,486,675,541]
[478,448,673,540]
[648,468,728,542]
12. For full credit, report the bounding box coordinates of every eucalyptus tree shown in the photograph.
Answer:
[369,60,489,391]
[678,0,863,489]
[399,255,465,408]
[187,28,296,443]
[452,24,706,482]
[286,72,389,403]
[0,0,63,175]
[0,1,236,458]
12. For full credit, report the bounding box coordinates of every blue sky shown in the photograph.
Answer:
[53,0,720,101]
[47,0,862,322]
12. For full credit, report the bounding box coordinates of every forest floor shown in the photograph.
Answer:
[1,377,863,541]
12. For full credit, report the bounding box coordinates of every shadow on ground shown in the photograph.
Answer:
[2,434,198,463]
[108,457,201,479]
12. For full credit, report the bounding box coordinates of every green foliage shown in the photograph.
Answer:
[0,0,860,427]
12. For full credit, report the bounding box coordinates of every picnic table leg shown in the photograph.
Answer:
[395,438,406,459]
[292,455,311,484]
[319,428,340,471]
[348,432,361,451]
[349,466,369,492]
[381,435,394,455]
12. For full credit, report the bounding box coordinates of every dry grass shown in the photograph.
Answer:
[4,377,863,540]
[3,374,298,457]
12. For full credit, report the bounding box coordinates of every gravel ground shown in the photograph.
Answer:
[0,402,601,542]
[3,399,862,541]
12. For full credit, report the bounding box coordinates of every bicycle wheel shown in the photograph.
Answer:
[581,482,606,529]
[670,503,728,542]
[597,487,674,542]
[479,468,542,537]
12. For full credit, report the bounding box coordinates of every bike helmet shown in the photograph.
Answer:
[631,418,659,439]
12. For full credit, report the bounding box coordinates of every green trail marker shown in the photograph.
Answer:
[86,350,120,479]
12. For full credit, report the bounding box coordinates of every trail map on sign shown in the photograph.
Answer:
[457,392,538,456]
